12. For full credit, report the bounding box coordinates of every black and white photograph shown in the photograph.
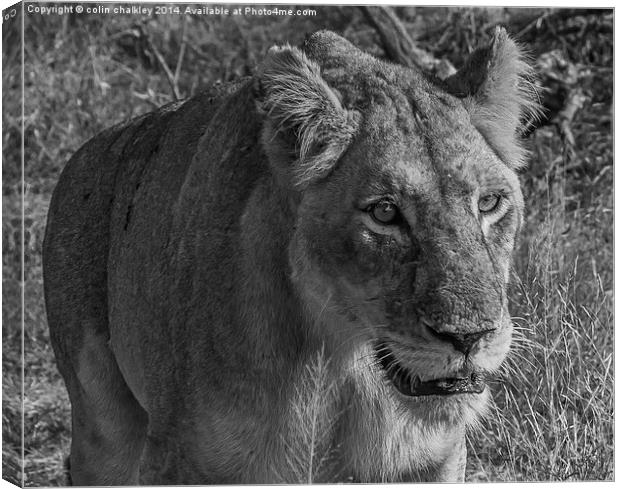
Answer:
[1,1,614,485]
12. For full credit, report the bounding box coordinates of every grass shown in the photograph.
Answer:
[2,6,613,485]
[281,349,341,483]
[468,156,613,480]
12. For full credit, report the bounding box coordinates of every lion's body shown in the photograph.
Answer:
[44,31,537,484]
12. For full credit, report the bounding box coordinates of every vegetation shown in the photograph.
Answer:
[2,5,613,485]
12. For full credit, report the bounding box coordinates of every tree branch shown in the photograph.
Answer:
[360,6,456,79]
[139,25,181,101]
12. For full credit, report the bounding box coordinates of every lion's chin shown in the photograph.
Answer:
[374,341,487,398]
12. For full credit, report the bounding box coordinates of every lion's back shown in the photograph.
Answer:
[43,83,253,390]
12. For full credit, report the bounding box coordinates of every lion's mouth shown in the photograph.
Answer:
[374,342,486,397]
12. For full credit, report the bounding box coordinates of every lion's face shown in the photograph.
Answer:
[289,83,522,415]
[258,30,536,420]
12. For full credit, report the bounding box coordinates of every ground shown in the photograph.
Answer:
[2,6,613,485]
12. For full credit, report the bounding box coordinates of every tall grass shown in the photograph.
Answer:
[467,121,614,480]
[281,349,341,483]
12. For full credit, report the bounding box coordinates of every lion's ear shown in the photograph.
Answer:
[256,45,360,189]
[445,27,540,170]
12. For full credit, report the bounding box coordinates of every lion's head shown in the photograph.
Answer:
[257,29,538,425]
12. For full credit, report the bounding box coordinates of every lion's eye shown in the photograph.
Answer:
[478,194,501,214]
[368,201,400,225]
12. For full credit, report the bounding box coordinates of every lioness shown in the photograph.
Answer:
[43,29,537,484]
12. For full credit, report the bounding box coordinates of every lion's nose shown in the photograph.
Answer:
[425,325,495,355]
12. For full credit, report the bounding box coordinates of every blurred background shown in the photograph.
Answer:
[2,3,613,485]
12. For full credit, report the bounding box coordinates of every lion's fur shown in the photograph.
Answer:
[43,30,538,484]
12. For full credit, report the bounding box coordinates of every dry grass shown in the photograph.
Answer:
[281,349,341,483]
[467,145,614,481]
[2,6,613,485]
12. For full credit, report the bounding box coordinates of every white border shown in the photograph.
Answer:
[0,1,615,488]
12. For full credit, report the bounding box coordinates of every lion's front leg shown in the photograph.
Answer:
[397,435,467,483]
[431,435,467,482]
